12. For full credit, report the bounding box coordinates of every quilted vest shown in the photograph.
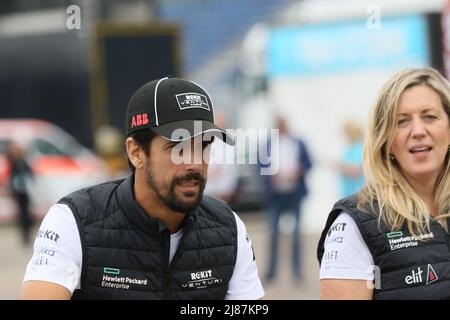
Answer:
[59,176,237,300]
[318,196,450,299]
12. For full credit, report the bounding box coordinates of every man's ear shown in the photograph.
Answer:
[126,137,144,170]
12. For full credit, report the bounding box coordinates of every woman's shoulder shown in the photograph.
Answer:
[332,194,380,223]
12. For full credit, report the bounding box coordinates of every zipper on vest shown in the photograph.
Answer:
[163,270,171,299]
[161,230,171,299]
[169,217,193,266]
[165,217,193,299]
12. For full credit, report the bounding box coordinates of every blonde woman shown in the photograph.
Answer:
[317,67,450,299]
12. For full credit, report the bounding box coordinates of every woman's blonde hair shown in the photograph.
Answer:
[358,67,450,236]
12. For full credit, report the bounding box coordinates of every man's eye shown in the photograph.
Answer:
[165,142,179,150]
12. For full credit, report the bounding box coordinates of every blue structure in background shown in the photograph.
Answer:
[268,15,431,77]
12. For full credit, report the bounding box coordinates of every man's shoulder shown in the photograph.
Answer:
[201,195,233,210]
[63,178,125,199]
[199,196,236,223]
[57,178,127,219]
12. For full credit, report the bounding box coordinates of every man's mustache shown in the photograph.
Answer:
[174,172,205,185]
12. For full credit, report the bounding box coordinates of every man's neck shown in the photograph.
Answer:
[134,174,185,233]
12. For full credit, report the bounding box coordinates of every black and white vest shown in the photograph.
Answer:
[317,196,450,299]
[59,176,238,300]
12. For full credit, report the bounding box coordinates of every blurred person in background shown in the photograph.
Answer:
[203,111,238,203]
[7,141,34,245]
[262,116,312,283]
[335,119,365,197]
[318,68,450,299]
[21,77,264,300]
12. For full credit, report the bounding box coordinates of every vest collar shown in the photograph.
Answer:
[116,175,168,234]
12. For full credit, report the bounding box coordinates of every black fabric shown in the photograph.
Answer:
[59,175,237,300]
[317,195,450,300]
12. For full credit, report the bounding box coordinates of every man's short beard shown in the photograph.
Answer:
[145,165,206,214]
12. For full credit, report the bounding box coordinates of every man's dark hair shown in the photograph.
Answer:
[127,130,157,173]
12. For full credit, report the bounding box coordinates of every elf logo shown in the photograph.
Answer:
[404,264,438,285]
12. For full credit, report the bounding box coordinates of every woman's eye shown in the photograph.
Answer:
[397,118,408,125]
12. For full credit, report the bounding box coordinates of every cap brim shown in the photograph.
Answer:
[151,120,235,146]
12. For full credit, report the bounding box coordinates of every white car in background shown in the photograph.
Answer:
[0,119,110,222]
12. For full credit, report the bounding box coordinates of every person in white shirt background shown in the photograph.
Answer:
[261,116,312,283]
[318,67,450,300]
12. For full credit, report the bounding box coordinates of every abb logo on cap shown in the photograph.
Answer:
[131,113,149,128]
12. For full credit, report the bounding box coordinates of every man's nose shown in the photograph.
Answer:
[185,144,207,167]
[184,161,204,172]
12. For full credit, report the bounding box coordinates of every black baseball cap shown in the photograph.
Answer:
[126,77,235,145]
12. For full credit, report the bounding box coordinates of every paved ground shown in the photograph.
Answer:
[242,213,321,300]
[0,213,320,300]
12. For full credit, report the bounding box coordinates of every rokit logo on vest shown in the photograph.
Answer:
[181,269,223,289]
[100,267,149,290]
[386,230,434,251]
[404,264,439,286]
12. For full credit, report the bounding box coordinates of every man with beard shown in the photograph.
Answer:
[20,77,265,300]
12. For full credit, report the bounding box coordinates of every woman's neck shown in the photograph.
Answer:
[405,174,438,217]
